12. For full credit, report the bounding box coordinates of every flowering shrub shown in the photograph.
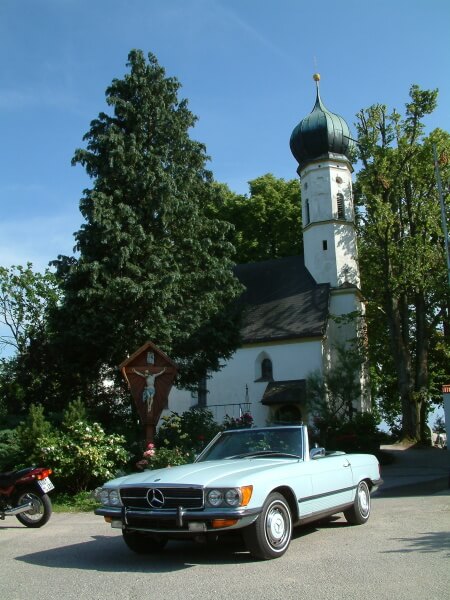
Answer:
[137,442,193,470]
[155,407,222,454]
[8,403,130,493]
[223,412,254,430]
[135,408,255,471]
[39,420,130,493]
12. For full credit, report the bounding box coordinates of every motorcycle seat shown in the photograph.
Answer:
[0,467,35,487]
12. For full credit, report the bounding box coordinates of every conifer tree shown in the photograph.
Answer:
[52,50,242,391]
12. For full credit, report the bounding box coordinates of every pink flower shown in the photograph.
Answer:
[147,443,155,449]
[144,448,155,457]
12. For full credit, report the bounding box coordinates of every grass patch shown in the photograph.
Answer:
[52,491,99,513]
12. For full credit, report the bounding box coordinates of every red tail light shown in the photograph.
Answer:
[36,468,52,480]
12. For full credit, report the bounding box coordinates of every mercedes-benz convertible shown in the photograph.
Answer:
[95,425,382,559]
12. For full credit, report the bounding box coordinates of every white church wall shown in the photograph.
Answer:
[164,339,324,427]
[301,158,359,288]
[327,290,371,412]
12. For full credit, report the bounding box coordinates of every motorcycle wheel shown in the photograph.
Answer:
[15,491,52,528]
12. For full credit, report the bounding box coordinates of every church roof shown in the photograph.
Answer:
[234,255,330,344]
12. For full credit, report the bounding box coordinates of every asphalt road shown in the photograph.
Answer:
[1,493,449,600]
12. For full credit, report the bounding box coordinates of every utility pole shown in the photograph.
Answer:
[433,144,450,287]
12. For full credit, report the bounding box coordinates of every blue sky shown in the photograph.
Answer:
[1,0,449,271]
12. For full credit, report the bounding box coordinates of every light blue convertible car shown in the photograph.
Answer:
[95,425,382,559]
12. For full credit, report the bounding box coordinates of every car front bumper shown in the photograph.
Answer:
[95,505,262,534]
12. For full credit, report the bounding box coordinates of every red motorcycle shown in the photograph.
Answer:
[0,466,54,527]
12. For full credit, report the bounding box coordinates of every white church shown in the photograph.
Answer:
[165,75,370,428]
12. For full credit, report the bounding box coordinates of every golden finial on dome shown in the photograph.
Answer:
[313,73,321,82]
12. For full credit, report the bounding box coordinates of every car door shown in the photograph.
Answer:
[300,454,354,517]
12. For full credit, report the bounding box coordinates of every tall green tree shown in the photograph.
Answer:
[354,85,450,441]
[50,50,243,393]
[0,263,60,357]
[0,264,61,416]
[218,174,302,263]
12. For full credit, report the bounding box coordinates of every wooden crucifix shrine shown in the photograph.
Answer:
[119,341,178,443]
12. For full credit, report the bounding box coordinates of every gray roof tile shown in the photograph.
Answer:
[234,256,330,344]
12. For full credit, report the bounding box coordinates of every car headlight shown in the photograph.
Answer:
[206,486,253,508]
[225,488,241,507]
[99,489,110,505]
[97,487,122,507]
[109,490,121,506]
[207,489,224,507]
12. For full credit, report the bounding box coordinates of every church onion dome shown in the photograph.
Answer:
[290,74,355,168]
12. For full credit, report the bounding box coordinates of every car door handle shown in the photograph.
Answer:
[343,460,351,467]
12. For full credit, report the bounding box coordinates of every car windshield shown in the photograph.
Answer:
[196,428,303,462]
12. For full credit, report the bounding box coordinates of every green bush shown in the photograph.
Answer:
[137,444,194,471]
[15,403,55,465]
[39,420,130,493]
[335,413,382,454]
[155,407,222,455]
[0,428,22,471]
[10,401,130,494]
[134,407,226,471]
[313,411,383,454]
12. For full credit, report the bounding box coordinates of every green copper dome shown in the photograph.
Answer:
[290,76,354,168]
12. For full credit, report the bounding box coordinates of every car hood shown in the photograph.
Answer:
[104,457,302,489]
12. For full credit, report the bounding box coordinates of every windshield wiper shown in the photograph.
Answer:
[226,450,301,459]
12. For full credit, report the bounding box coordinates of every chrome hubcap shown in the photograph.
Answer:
[358,486,370,516]
[265,503,290,549]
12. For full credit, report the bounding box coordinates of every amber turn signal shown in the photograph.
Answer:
[211,519,239,529]
[240,485,253,506]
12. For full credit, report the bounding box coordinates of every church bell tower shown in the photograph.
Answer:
[290,74,359,288]
[290,74,370,412]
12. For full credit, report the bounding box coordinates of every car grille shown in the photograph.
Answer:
[120,486,204,510]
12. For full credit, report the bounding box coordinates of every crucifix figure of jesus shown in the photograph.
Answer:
[132,367,166,412]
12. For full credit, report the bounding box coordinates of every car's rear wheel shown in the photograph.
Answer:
[122,530,167,554]
[243,492,292,560]
[344,480,371,525]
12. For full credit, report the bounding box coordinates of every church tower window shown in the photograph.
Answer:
[337,193,345,219]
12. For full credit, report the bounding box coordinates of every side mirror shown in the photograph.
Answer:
[310,447,326,459]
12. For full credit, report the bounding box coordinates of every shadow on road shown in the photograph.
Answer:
[13,522,325,572]
[383,531,450,557]
[14,534,258,572]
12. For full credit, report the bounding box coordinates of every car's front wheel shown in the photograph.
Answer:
[243,492,292,560]
[344,480,371,525]
[122,530,168,554]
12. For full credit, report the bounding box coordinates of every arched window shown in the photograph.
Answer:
[337,193,345,219]
[261,358,273,381]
